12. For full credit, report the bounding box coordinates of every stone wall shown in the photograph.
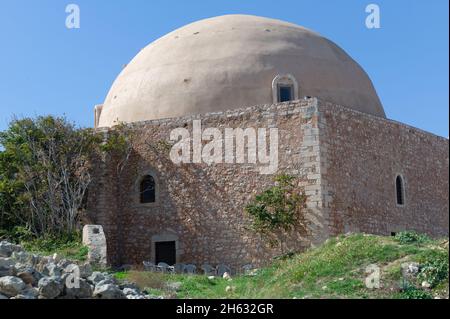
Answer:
[318,101,449,238]
[87,99,324,269]
[87,98,449,269]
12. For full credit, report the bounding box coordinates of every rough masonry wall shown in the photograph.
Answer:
[319,101,449,238]
[88,99,326,269]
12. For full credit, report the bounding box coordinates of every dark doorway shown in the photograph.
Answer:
[155,241,176,265]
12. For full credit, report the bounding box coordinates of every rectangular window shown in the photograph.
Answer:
[278,85,293,102]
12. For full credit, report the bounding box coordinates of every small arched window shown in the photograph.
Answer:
[395,175,405,206]
[272,74,299,104]
[140,175,156,203]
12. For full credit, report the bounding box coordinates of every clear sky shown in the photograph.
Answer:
[0,0,448,137]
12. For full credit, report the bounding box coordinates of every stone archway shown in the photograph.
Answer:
[151,233,180,265]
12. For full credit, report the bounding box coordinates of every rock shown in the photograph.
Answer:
[58,259,73,269]
[0,257,15,269]
[0,257,16,277]
[11,251,30,264]
[225,285,235,293]
[38,277,63,299]
[0,241,11,257]
[17,271,36,286]
[82,225,107,267]
[35,256,52,273]
[208,276,215,280]
[63,263,92,279]
[20,267,43,285]
[0,267,15,277]
[421,281,431,289]
[0,241,23,258]
[87,271,105,285]
[63,263,80,275]
[0,276,26,297]
[401,262,420,277]
[52,253,60,263]
[64,278,93,299]
[123,287,140,296]
[42,263,62,277]
[11,294,34,299]
[78,263,93,279]
[247,269,259,276]
[14,287,40,299]
[166,281,182,292]
[93,284,126,299]
[24,287,39,297]
[223,272,232,281]
[118,281,139,290]
[96,278,116,287]
[126,294,147,299]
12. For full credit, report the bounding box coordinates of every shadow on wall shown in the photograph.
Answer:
[112,141,311,268]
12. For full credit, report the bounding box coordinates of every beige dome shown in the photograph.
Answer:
[98,14,385,127]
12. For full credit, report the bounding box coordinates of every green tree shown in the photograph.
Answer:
[0,116,103,237]
[245,174,308,254]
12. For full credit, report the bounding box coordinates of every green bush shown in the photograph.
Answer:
[399,286,433,299]
[395,231,430,245]
[0,226,34,243]
[245,174,308,253]
[0,116,104,236]
[21,232,88,261]
[418,253,449,288]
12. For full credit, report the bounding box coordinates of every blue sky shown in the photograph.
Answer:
[0,0,448,137]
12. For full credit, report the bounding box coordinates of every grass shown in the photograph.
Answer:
[113,233,449,299]
[21,233,89,262]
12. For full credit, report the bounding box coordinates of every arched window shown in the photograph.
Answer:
[272,74,299,103]
[140,175,156,203]
[395,175,405,206]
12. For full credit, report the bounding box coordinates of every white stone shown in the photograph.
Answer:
[82,225,107,267]
[421,281,431,289]
[223,272,232,281]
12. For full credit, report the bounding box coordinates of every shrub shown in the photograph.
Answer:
[0,116,104,236]
[399,285,433,299]
[0,226,34,243]
[245,174,308,253]
[21,232,88,261]
[418,254,449,288]
[395,231,430,245]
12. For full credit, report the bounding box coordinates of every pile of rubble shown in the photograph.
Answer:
[0,240,153,299]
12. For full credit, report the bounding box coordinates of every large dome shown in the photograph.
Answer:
[98,14,385,127]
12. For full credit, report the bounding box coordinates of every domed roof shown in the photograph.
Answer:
[98,14,385,127]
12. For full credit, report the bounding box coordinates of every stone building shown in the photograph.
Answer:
[87,15,449,269]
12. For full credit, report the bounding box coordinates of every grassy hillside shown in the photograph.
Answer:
[115,233,449,299]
